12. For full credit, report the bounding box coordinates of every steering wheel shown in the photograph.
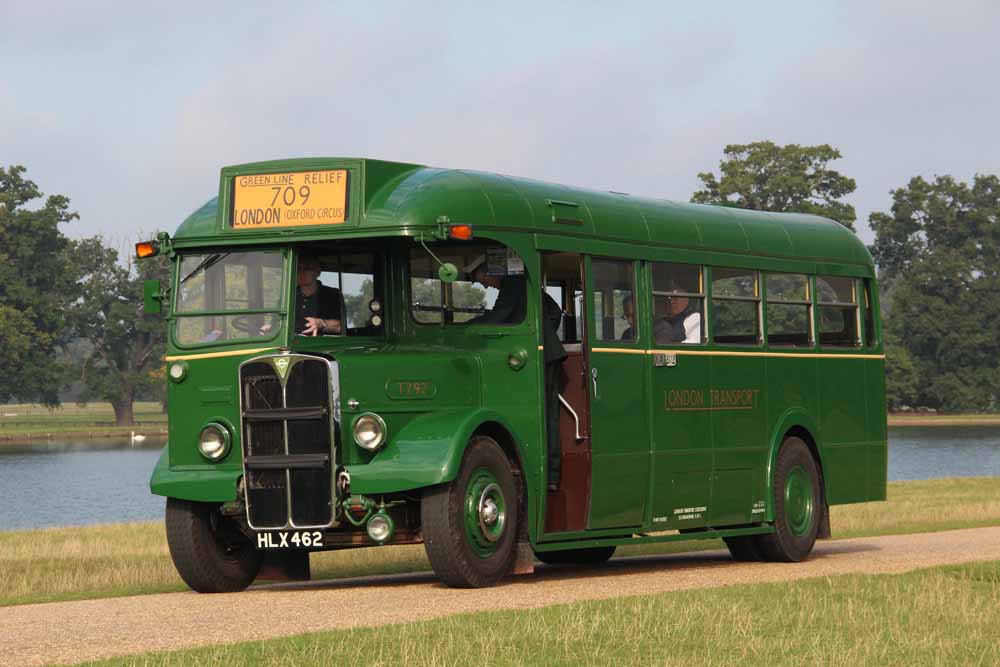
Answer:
[229,315,254,334]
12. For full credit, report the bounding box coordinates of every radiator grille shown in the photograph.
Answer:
[240,355,337,529]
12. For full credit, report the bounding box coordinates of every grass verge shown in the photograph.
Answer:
[3,477,999,608]
[80,560,1000,666]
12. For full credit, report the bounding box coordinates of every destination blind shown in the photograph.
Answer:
[231,169,348,229]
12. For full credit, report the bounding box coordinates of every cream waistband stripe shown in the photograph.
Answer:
[165,347,277,361]
[591,347,884,360]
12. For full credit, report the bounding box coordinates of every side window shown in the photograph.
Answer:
[409,242,526,326]
[817,275,860,347]
[295,250,382,337]
[651,262,704,345]
[863,279,877,347]
[592,258,636,342]
[542,252,584,343]
[712,267,760,345]
[766,273,811,347]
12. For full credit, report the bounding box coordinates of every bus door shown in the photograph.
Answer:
[585,257,648,530]
[647,262,713,530]
[541,252,591,533]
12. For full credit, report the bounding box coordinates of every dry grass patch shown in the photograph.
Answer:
[833,476,1000,538]
[0,522,180,606]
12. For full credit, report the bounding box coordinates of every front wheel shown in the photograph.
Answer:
[421,436,518,588]
[165,497,263,593]
[756,437,822,562]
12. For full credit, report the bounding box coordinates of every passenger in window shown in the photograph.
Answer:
[295,255,344,336]
[654,286,701,344]
[465,255,526,325]
[620,295,636,341]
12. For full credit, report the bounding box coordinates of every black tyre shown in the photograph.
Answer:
[165,497,263,593]
[723,536,764,562]
[535,546,616,566]
[756,436,822,562]
[422,436,518,588]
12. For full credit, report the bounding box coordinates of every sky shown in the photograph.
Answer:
[3,1,999,248]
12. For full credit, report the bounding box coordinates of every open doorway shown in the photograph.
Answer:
[541,252,591,533]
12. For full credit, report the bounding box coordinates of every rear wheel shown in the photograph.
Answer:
[422,436,518,588]
[535,546,616,566]
[165,497,263,593]
[757,436,822,562]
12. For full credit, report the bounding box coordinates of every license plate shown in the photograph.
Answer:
[255,530,324,549]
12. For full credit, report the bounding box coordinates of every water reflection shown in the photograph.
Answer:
[1,425,998,531]
[888,425,1000,481]
[0,436,167,531]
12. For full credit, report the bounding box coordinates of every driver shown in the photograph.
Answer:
[295,255,344,336]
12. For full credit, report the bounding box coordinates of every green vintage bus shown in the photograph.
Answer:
[139,157,886,592]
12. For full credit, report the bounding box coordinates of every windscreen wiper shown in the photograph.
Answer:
[180,253,228,285]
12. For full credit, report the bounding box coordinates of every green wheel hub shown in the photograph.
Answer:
[463,467,507,557]
[784,464,815,537]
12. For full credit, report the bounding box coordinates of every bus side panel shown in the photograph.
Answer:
[710,355,766,526]
[819,357,871,504]
[588,352,648,529]
[649,354,712,530]
[762,355,819,513]
[866,356,888,501]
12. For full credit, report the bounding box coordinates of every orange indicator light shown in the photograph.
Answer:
[135,241,158,259]
[448,224,474,240]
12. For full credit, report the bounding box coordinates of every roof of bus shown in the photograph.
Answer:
[174,157,873,267]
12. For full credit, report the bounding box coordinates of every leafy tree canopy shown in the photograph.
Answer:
[69,237,170,425]
[692,141,857,230]
[0,165,78,405]
[870,174,1000,411]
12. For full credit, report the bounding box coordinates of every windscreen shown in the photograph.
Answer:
[174,251,284,345]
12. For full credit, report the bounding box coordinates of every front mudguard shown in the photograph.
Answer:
[149,446,240,502]
[348,409,523,495]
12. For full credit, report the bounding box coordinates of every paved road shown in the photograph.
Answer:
[4,526,1000,666]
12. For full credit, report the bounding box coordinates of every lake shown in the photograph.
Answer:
[1,425,998,531]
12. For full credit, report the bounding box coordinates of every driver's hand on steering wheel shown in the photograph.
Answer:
[302,317,341,336]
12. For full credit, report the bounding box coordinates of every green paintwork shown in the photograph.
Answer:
[784,465,815,536]
[347,409,523,495]
[463,467,506,557]
[149,446,239,502]
[152,157,886,554]
[143,279,162,314]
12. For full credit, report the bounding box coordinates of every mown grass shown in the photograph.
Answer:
[81,560,1000,666]
[0,402,167,437]
[3,477,999,609]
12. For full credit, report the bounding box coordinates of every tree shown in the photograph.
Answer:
[692,141,857,229]
[70,237,170,425]
[0,165,78,405]
[870,174,1000,411]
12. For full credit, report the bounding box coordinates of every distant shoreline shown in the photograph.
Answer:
[888,414,1000,427]
[1,415,997,441]
[0,427,168,442]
